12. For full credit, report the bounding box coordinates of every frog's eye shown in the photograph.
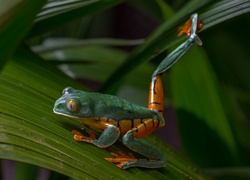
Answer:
[67,100,78,112]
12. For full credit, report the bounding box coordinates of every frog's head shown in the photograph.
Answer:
[53,87,93,118]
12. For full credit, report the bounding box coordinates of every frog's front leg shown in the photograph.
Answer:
[72,124,120,148]
[106,122,166,169]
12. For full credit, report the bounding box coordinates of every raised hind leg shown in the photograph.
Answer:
[152,13,203,77]
[148,75,164,115]
[106,13,203,169]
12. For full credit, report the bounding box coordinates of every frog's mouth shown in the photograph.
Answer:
[53,109,81,119]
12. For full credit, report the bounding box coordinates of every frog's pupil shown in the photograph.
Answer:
[67,100,77,112]
[69,103,73,110]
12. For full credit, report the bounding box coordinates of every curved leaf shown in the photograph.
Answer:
[170,47,241,167]
[0,0,46,70]
[29,0,125,37]
[32,38,144,53]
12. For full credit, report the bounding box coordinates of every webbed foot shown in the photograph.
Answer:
[72,130,96,142]
[105,151,137,169]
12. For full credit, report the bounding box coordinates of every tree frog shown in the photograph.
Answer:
[53,13,202,169]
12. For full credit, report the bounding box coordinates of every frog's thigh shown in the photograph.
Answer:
[122,123,166,168]
[93,125,120,148]
[77,124,120,148]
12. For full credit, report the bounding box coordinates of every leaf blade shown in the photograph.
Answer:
[0,0,46,70]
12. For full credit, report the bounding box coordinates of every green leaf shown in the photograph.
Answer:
[0,46,208,179]
[201,13,250,154]
[170,46,241,167]
[205,167,250,179]
[155,0,175,19]
[32,38,144,53]
[0,0,46,70]
[37,43,129,83]
[29,0,125,37]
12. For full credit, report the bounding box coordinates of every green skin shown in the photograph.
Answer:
[53,13,202,169]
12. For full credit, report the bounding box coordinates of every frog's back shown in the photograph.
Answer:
[86,92,165,135]
[90,92,161,119]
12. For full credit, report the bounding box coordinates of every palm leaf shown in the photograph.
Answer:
[29,0,125,37]
[0,0,46,69]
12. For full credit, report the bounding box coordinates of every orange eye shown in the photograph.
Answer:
[67,100,78,112]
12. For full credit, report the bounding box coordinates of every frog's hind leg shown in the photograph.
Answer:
[125,127,166,169]
[148,75,164,115]
[106,123,166,169]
